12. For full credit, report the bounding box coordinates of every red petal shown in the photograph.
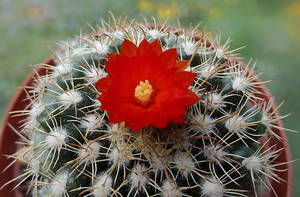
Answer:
[121,39,138,56]
[125,121,143,131]
[180,91,199,106]
[107,112,122,123]
[160,100,187,116]
[150,39,163,55]
[136,39,152,58]
[159,48,177,69]
[136,111,156,126]
[175,60,189,71]
[107,53,117,61]
[169,116,185,124]
[96,77,112,93]
[152,115,169,128]
[175,71,197,88]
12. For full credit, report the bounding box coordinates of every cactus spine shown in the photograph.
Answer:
[6,17,289,197]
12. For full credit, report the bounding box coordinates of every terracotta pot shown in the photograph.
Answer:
[240,64,293,197]
[0,58,54,196]
[0,34,293,197]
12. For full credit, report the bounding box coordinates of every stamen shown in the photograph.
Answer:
[134,80,153,105]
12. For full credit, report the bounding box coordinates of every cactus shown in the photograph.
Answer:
[5,17,291,197]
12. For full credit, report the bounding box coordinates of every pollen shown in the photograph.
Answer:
[134,80,153,104]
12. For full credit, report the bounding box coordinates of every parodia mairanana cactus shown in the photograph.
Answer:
[3,17,292,197]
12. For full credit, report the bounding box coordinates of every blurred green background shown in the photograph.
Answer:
[0,0,299,196]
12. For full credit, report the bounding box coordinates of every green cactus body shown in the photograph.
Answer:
[9,19,287,197]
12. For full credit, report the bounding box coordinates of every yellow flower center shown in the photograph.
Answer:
[134,80,153,105]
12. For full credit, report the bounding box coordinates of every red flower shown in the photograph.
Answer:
[96,39,198,131]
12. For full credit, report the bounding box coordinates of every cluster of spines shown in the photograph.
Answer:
[6,18,288,197]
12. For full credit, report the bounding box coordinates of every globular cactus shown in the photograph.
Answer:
[5,17,290,197]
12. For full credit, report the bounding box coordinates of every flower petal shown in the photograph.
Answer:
[175,71,197,88]
[175,60,189,71]
[159,48,177,69]
[121,39,138,56]
[150,39,163,55]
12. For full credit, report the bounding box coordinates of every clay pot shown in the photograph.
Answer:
[0,35,293,197]
[240,64,293,197]
[0,58,54,196]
